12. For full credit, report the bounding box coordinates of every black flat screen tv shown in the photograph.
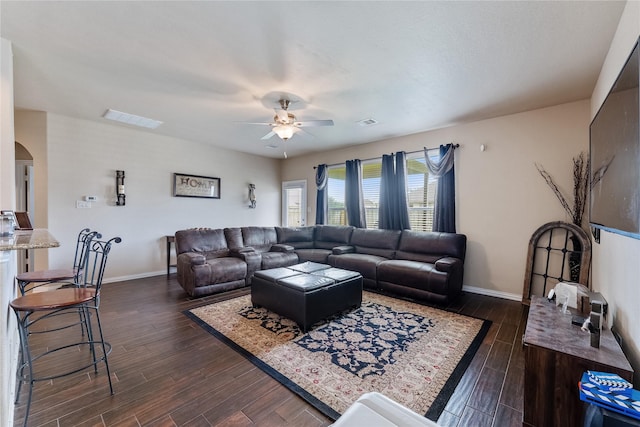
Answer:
[590,38,640,240]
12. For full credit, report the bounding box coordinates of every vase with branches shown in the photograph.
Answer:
[535,151,610,282]
[536,151,611,230]
[536,151,590,230]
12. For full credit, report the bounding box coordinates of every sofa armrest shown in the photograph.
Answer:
[230,246,256,256]
[332,245,355,255]
[435,257,462,273]
[270,243,295,253]
[178,252,206,266]
[230,246,260,264]
[231,247,262,284]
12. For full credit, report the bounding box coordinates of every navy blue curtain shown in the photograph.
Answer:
[395,151,411,230]
[345,159,366,228]
[433,144,456,233]
[315,164,328,225]
[378,154,395,229]
[379,152,411,230]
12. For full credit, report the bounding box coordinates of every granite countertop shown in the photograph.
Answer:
[0,229,60,251]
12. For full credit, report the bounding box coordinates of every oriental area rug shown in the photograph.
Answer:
[184,291,490,421]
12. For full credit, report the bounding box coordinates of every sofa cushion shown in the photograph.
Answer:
[294,248,333,263]
[349,228,401,259]
[395,231,466,263]
[224,227,244,251]
[195,257,247,287]
[241,227,278,253]
[377,259,449,295]
[314,225,354,250]
[260,251,299,270]
[175,228,229,258]
[328,253,387,282]
[276,226,315,249]
[209,257,247,283]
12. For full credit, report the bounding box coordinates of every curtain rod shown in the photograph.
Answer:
[313,143,460,169]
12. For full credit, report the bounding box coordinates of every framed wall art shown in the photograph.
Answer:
[173,173,220,199]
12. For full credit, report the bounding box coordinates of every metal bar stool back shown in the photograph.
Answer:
[16,228,100,295]
[10,236,122,427]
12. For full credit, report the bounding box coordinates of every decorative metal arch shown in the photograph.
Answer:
[522,221,591,305]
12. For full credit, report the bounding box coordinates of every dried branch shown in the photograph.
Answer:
[537,151,612,229]
[572,152,589,227]
[535,162,574,219]
[536,151,591,228]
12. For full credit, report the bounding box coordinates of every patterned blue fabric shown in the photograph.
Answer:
[239,301,436,379]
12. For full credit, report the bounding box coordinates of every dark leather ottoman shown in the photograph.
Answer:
[251,262,363,332]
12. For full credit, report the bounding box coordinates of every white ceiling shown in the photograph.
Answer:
[0,1,626,159]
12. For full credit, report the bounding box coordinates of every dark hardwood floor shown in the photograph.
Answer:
[14,274,527,426]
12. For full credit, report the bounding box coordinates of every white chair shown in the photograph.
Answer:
[331,392,440,427]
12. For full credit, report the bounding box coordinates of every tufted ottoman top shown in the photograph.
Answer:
[276,274,335,292]
[287,261,331,274]
[253,267,301,282]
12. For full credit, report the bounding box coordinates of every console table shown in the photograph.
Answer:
[166,235,175,277]
[523,296,633,427]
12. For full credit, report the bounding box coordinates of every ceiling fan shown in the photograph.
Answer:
[247,99,334,141]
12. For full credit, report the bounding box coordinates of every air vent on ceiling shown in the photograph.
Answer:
[357,118,378,126]
[103,109,163,129]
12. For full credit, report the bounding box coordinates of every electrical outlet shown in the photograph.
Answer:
[76,200,91,209]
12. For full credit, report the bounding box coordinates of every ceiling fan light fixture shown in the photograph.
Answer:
[275,109,290,122]
[274,125,295,140]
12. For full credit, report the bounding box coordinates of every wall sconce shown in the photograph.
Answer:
[248,183,256,208]
[116,170,126,206]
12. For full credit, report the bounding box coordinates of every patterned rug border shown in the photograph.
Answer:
[425,313,491,419]
[183,291,491,422]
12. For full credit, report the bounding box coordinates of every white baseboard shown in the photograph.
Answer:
[462,285,521,301]
[103,270,167,284]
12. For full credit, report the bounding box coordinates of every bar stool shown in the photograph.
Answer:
[10,236,121,427]
[16,228,99,295]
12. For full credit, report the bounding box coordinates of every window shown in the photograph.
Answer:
[325,150,439,231]
[406,151,438,232]
[327,165,346,225]
[361,159,382,229]
[327,160,382,228]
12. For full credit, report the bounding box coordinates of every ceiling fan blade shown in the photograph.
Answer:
[261,131,276,140]
[296,128,315,138]
[242,122,275,126]
[294,119,334,127]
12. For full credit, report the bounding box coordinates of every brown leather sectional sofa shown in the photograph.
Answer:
[175,225,466,304]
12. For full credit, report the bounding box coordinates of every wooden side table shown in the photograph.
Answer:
[166,235,176,277]
[523,296,633,427]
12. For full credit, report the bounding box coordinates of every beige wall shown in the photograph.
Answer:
[14,110,48,269]
[590,0,640,383]
[283,100,589,299]
[17,113,283,281]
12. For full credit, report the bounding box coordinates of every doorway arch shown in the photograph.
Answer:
[15,141,34,272]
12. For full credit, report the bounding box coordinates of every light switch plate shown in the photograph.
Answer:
[76,200,91,209]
